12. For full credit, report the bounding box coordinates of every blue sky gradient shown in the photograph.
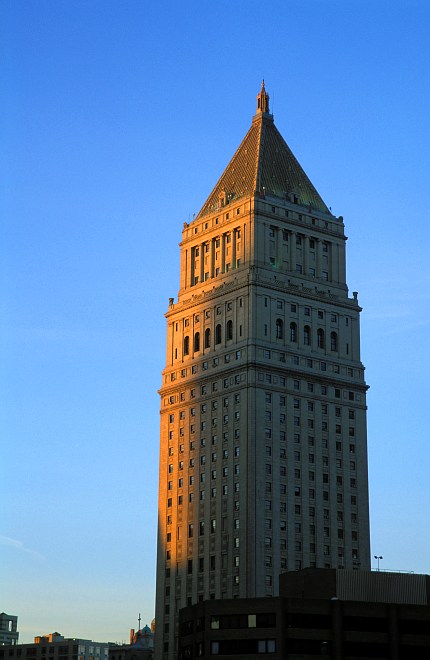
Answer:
[2,0,430,644]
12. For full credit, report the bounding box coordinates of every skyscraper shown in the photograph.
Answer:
[155,82,370,659]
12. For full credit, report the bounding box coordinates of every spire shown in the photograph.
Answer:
[195,84,330,218]
[256,79,270,114]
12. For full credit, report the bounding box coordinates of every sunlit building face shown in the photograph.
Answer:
[155,82,370,660]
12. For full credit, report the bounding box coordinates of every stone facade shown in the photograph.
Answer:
[155,83,370,659]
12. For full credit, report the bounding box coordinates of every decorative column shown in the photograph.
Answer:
[316,238,323,278]
[290,231,296,272]
[303,235,309,275]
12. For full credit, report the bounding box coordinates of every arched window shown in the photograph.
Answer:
[304,325,310,346]
[204,328,211,349]
[290,322,297,343]
[226,320,233,341]
[215,324,222,345]
[183,336,190,356]
[330,331,338,352]
[194,332,200,352]
[276,319,283,339]
[317,328,325,349]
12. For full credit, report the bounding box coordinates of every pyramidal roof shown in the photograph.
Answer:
[196,82,330,218]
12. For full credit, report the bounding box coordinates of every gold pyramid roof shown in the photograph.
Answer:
[197,82,330,218]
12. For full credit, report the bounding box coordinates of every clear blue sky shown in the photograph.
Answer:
[2,0,430,645]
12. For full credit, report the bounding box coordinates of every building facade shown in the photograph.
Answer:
[0,614,19,646]
[178,569,430,660]
[0,634,110,660]
[155,83,370,659]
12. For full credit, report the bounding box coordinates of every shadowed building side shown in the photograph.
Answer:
[155,82,370,660]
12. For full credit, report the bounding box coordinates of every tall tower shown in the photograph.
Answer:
[155,82,370,659]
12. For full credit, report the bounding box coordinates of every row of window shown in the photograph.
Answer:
[183,321,235,355]
[190,210,242,236]
[272,320,339,351]
[193,229,242,258]
[257,352,361,380]
[180,300,242,329]
[264,298,342,324]
[165,374,245,405]
[265,483,358,503]
[181,323,341,354]
[164,376,361,405]
[168,398,354,424]
[169,352,243,382]
[168,432,355,461]
[168,394,241,423]
[166,481,240,500]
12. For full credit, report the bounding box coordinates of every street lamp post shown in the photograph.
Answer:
[374,555,383,571]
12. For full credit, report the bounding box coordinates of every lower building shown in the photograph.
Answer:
[0,633,111,660]
[178,569,430,659]
[109,624,154,660]
[0,614,18,646]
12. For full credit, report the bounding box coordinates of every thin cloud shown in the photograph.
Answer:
[0,535,44,560]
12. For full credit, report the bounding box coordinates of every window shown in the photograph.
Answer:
[303,325,310,345]
[194,332,200,352]
[183,335,189,355]
[215,324,222,345]
[204,327,211,349]
[276,318,283,339]
[290,322,297,342]
[331,331,338,351]
[317,328,325,348]
[226,320,233,340]
[304,306,310,316]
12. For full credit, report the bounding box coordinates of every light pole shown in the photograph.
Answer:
[374,555,383,571]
